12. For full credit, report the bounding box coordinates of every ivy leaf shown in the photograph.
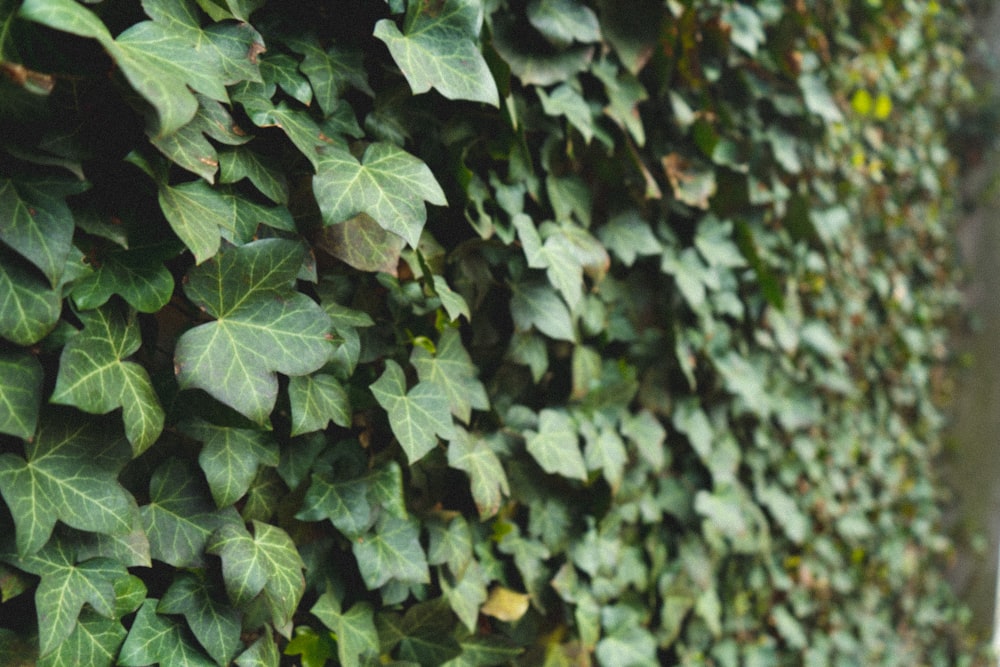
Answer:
[525,409,587,481]
[310,593,380,667]
[70,246,175,314]
[157,180,233,265]
[218,147,289,205]
[235,631,280,667]
[118,599,215,667]
[352,514,430,590]
[594,625,658,667]
[0,247,62,345]
[374,0,499,107]
[181,420,279,508]
[440,560,489,633]
[527,0,601,48]
[370,359,455,464]
[158,573,242,667]
[141,458,241,568]
[411,327,489,424]
[38,606,126,667]
[51,305,165,455]
[441,634,523,667]
[206,521,305,634]
[0,177,76,287]
[296,462,407,539]
[0,414,136,556]
[150,95,250,182]
[395,598,462,665]
[260,53,313,107]
[8,537,129,658]
[314,212,406,275]
[447,427,509,519]
[537,82,596,144]
[288,373,351,436]
[174,239,333,426]
[283,626,337,667]
[285,35,373,113]
[427,515,473,576]
[0,350,42,440]
[313,143,447,247]
[510,281,576,342]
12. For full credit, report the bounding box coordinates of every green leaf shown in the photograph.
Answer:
[525,409,587,481]
[591,58,648,145]
[721,3,765,56]
[427,515,473,576]
[374,0,498,106]
[662,154,716,209]
[51,305,165,455]
[0,177,76,286]
[285,36,373,112]
[218,147,290,205]
[206,520,305,634]
[0,414,136,556]
[582,421,627,492]
[236,631,280,667]
[158,573,242,667]
[314,143,447,247]
[447,427,509,519]
[288,373,351,436]
[70,247,175,314]
[441,634,522,667]
[151,94,250,182]
[260,53,313,107]
[694,216,745,268]
[0,350,42,440]
[595,625,657,667]
[118,599,215,667]
[510,281,575,342]
[411,327,489,424]
[799,73,843,123]
[296,462,407,539]
[310,593,380,667]
[141,458,240,568]
[314,212,406,275]
[527,0,601,48]
[370,359,455,464]
[175,239,333,425]
[395,598,462,665]
[8,537,129,658]
[0,247,62,345]
[157,180,233,265]
[181,420,279,508]
[37,607,126,667]
[352,514,430,589]
[621,409,666,469]
[537,82,595,144]
[283,626,338,667]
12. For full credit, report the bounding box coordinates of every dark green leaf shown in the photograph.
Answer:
[395,598,461,665]
[411,327,489,424]
[374,0,498,106]
[510,281,575,342]
[158,573,242,667]
[0,247,62,345]
[314,212,406,275]
[51,305,165,455]
[118,599,215,667]
[311,593,380,667]
[352,514,430,589]
[286,36,373,112]
[236,631,280,667]
[288,373,351,436]
[218,147,289,205]
[314,143,447,247]
[0,350,42,440]
[448,427,509,519]
[296,462,406,539]
[151,94,250,182]
[71,248,174,314]
[0,414,136,556]
[175,239,333,425]
[180,420,279,508]
[0,177,76,286]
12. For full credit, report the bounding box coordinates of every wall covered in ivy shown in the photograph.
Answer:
[0,0,988,664]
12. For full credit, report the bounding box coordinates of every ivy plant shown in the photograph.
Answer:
[0,0,989,665]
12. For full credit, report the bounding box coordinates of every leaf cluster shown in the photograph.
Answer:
[0,0,989,665]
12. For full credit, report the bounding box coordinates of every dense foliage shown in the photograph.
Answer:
[0,0,986,664]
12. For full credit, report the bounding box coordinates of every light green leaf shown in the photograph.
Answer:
[37,606,127,667]
[448,427,509,519]
[9,537,129,658]
[592,58,648,145]
[374,0,498,106]
[296,462,406,538]
[71,247,174,314]
[537,82,595,144]
[288,373,351,436]
[310,593,380,667]
[314,143,447,247]
[441,560,489,633]
[51,305,165,455]
[151,95,250,182]
[427,515,473,576]
[510,281,575,342]
[411,327,489,424]
[175,239,333,425]
[206,520,305,633]
[158,573,242,667]
[181,420,279,508]
[0,414,136,556]
[370,359,455,464]
[118,599,215,667]
[235,631,280,667]
[314,212,406,275]
[583,422,627,492]
[695,216,746,268]
[721,3,765,56]
[141,458,240,568]
[0,248,62,345]
[525,409,587,481]
[799,73,843,123]
[0,350,42,440]
[430,274,471,322]
[527,0,601,47]
[158,180,233,265]
[595,625,658,667]
[506,332,549,383]
[621,409,666,469]
[0,177,76,286]
[352,514,430,590]
[218,147,290,204]
[260,53,313,106]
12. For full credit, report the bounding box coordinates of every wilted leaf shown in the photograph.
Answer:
[374,0,499,106]
[480,587,530,623]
